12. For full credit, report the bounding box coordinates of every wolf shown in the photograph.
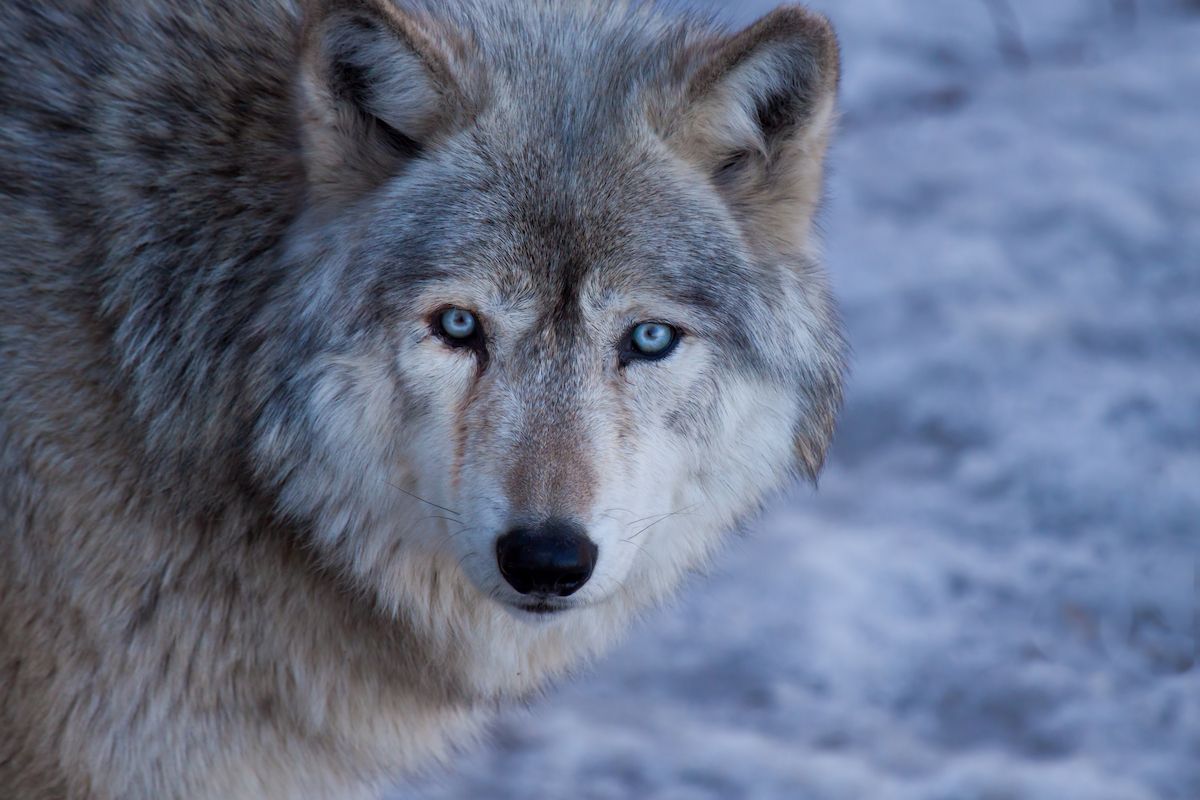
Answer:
[0,0,844,797]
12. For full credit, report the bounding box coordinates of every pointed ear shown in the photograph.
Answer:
[669,6,839,256]
[297,0,465,203]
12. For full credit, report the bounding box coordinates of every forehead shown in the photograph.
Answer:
[375,131,770,332]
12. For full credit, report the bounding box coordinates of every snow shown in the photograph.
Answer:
[397,2,1200,798]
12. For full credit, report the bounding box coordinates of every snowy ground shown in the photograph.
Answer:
[399,2,1200,798]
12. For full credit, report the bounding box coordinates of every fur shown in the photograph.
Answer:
[0,1,844,797]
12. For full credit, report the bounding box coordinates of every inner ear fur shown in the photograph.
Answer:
[669,6,840,255]
[297,0,466,204]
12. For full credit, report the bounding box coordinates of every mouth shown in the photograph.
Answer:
[508,598,573,615]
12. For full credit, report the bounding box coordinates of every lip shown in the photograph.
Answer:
[509,598,572,615]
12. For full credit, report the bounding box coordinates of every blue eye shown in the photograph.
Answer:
[625,321,679,362]
[438,307,477,340]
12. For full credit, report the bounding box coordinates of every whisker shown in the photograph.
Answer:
[385,482,460,516]
[625,502,701,540]
[624,510,670,526]
[623,503,698,527]
[599,507,637,517]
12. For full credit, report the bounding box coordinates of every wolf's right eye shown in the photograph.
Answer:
[619,321,680,365]
[439,308,476,339]
[434,307,485,353]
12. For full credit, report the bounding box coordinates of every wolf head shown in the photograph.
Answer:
[251,0,843,680]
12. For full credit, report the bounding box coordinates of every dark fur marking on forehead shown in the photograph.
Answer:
[510,203,599,349]
[546,256,589,341]
[550,265,581,334]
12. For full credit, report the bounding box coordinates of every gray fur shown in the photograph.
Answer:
[0,1,844,797]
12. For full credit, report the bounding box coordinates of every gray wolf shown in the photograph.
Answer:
[0,0,844,797]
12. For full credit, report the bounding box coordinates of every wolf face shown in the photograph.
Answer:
[251,0,844,679]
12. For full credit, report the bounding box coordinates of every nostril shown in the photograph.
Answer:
[496,519,598,597]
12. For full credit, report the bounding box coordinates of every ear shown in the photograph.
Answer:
[297,0,464,203]
[668,6,839,256]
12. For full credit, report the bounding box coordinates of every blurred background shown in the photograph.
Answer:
[401,1,1200,797]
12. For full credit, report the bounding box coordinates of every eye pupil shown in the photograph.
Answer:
[628,322,677,359]
[440,307,477,339]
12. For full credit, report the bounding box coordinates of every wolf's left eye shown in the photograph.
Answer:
[621,322,679,364]
[439,308,477,339]
[434,307,485,353]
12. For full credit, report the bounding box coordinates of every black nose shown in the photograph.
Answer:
[496,519,598,597]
